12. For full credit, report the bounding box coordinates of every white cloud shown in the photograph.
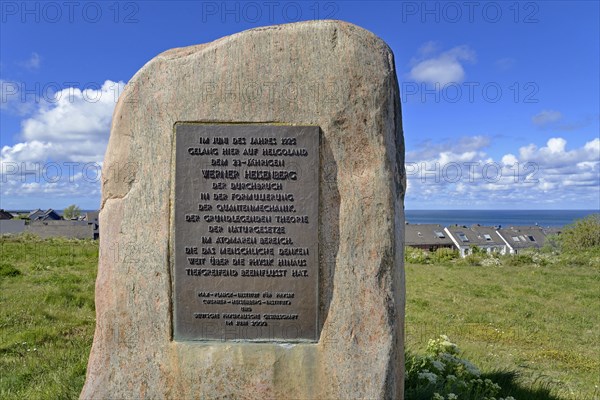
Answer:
[1,80,124,206]
[417,41,440,56]
[407,135,490,161]
[409,45,476,86]
[19,52,41,71]
[0,79,36,116]
[405,136,600,209]
[584,138,600,153]
[532,110,563,126]
[3,80,124,163]
[495,57,516,71]
[546,137,566,153]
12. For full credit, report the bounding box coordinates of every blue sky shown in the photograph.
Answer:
[1,1,599,210]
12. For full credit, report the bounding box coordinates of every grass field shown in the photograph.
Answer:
[0,235,598,399]
[0,236,97,399]
[406,262,599,400]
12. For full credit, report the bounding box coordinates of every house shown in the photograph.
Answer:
[405,223,455,252]
[27,209,45,220]
[84,211,100,240]
[28,209,62,221]
[445,225,507,257]
[496,226,547,254]
[0,209,14,220]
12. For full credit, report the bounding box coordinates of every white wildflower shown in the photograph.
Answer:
[418,370,438,384]
[431,360,445,372]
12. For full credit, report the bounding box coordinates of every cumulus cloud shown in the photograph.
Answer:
[0,79,37,116]
[2,80,124,163]
[408,135,490,161]
[405,136,600,209]
[1,80,125,207]
[409,45,476,86]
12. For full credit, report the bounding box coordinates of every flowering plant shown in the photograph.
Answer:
[405,335,516,400]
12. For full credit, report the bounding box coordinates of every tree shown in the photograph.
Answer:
[63,204,81,220]
[560,214,600,252]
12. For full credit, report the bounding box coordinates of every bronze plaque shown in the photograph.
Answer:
[174,124,320,341]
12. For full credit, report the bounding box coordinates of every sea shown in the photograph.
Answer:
[16,209,598,228]
[405,210,599,228]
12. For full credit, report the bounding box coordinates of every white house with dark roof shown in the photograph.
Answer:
[496,226,547,254]
[405,223,456,252]
[444,225,508,257]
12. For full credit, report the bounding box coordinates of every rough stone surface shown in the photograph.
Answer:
[81,20,405,400]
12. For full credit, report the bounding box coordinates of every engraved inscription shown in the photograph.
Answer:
[174,124,319,341]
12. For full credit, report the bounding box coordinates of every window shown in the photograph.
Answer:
[520,235,527,242]
[434,231,445,238]
[483,234,492,241]
[512,236,520,242]
[528,235,536,242]
[457,233,469,242]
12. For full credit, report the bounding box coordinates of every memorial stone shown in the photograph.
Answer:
[82,20,406,400]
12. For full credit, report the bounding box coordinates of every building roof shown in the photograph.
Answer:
[497,226,546,249]
[405,224,454,246]
[29,209,62,221]
[28,208,44,219]
[542,227,562,236]
[0,209,13,220]
[445,225,505,247]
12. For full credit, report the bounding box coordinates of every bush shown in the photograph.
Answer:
[405,247,460,265]
[541,234,561,254]
[405,335,515,400]
[0,262,21,278]
[560,214,600,252]
[432,248,459,263]
[453,254,484,266]
[502,253,534,267]
[470,245,487,256]
[406,247,431,264]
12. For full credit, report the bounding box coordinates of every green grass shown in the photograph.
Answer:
[406,261,600,400]
[0,235,98,400]
[1,235,598,399]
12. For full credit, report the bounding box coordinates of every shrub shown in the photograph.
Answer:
[0,262,21,278]
[502,253,534,267]
[469,245,486,256]
[453,254,484,266]
[541,234,561,254]
[405,335,515,400]
[406,246,431,264]
[481,256,502,267]
[560,214,600,252]
[432,248,459,263]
